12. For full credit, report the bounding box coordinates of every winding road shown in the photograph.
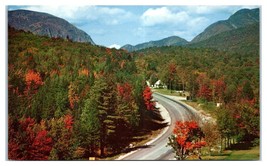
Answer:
[121,93,199,160]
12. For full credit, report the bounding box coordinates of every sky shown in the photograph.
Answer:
[8,5,259,49]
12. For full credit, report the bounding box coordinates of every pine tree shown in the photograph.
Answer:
[96,77,117,157]
[242,81,254,100]
[79,95,100,156]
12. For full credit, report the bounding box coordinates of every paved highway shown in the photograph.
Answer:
[121,93,198,160]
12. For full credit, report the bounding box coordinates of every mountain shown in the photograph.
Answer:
[191,8,259,43]
[188,23,259,55]
[8,10,95,45]
[121,36,188,52]
[121,44,135,52]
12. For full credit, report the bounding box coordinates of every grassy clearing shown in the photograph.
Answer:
[201,146,260,160]
[153,88,185,97]
[154,89,217,117]
[224,146,260,160]
[183,100,217,118]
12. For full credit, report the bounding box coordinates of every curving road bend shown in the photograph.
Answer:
[121,93,199,160]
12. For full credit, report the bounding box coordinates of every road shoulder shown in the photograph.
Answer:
[116,102,171,160]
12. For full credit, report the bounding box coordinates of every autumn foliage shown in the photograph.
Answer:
[197,84,212,101]
[24,70,43,94]
[64,114,74,130]
[8,117,53,160]
[117,82,133,102]
[25,70,43,87]
[142,86,155,111]
[168,121,206,160]
[9,28,155,160]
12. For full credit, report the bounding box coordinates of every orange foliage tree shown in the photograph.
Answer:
[24,70,43,95]
[167,121,206,160]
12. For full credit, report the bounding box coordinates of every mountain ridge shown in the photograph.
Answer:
[191,8,259,43]
[187,22,259,55]
[121,36,188,52]
[8,9,95,45]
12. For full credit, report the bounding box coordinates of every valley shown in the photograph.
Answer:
[7,7,260,161]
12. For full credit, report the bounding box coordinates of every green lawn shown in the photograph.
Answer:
[201,146,260,160]
[224,146,260,160]
[153,88,186,97]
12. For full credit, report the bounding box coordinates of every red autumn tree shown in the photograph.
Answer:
[211,78,226,102]
[196,72,213,101]
[167,121,206,160]
[8,117,53,160]
[30,130,53,160]
[117,82,132,102]
[64,114,74,130]
[197,84,212,101]
[142,86,155,111]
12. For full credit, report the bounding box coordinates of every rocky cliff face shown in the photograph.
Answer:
[8,10,95,45]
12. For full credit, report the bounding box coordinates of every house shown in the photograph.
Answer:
[154,80,167,89]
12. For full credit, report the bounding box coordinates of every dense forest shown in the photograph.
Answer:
[8,27,161,160]
[8,26,260,160]
[135,44,260,148]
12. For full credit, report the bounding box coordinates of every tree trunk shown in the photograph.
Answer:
[100,137,105,157]
[220,136,223,153]
[224,138,227,149]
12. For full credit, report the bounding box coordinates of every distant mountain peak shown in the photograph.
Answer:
[121,36,188,52]
[8,9,95,45]
[191,8,259,43]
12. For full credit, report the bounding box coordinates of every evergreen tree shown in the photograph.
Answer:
[242,81,254,100]
[79,96,100,157]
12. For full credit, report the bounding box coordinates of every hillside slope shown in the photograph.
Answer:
[8,9,95,44]
[187,23,259,55]
[191,8,259,43]
[121,36,188,52]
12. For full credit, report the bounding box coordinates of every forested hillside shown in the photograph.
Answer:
[187,23,259,55]
[191,8,259,43]
[135,45,259,147]
[8,28,160,160]
[8,26,260,160]
[7,6,260,161]
[121,36,188,52]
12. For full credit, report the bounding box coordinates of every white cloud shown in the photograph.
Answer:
[173,30,187,37]
[106,19,119,25]
[184,6,232,15]
[187,17,209,27]
[108,44,121,49]
[19,5,133,25]
[139,6,211,41]
[141,7,189,26]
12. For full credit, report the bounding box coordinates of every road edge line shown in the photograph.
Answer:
[115,101,171,160]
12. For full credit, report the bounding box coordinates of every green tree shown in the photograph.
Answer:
[79,95,100,157]
[216,107,236,149]
[242,81,254,100]
[48,115,76,160]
